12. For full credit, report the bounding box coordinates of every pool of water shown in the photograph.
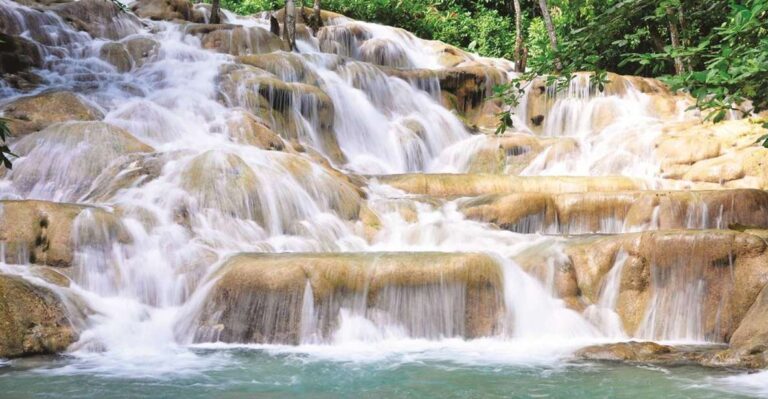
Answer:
[0,347,764,398]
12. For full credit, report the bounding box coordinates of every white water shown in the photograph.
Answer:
[0,0,745,385]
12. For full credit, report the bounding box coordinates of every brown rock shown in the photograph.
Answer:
[0,274,77,358]
[194,252,504,344]
[0,200,128,268]
[2,91,104,137]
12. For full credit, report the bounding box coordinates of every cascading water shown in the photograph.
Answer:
[0,1,760,395]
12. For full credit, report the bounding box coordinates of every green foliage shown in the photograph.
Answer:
[657,0,767,116]
[217,0,518,59]
[0,118,16,170]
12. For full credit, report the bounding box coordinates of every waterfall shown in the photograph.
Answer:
[0,0,739,375]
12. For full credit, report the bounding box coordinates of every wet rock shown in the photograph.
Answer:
[0,274,77,358]
[131,0,205,22]
[124,37,160,68]
[82,151,184,202]
[10,122,154,200]
[0,200,127,268]
[574,341,712,365]
[99,42,132,72]
[226,110,286,151]
[99,37,160,72]
[181,151,264,223]
[53,0,143,40]
[195,252,504,344]
[0,33,44,78]
[1,91,104,137]
[460,189,768,234]
[562,230,768,341]
[377,174,651,197]
[196,25,285,55]
[217,63,344,163]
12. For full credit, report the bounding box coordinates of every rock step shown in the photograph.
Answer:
[0,200,128,267]
[513,229,768,343]
[459,189,768,234]
[193,252,504,344]
[375,173,710,197]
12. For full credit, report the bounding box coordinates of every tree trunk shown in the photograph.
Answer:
[283,0,296,50]
[666,6,684,75]
[512,0,525,72]
[309,0,322,36]
[537,0,562,72]
[210,0,220,24]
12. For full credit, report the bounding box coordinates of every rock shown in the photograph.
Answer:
[359,38,412,68]
[196,25,285,55]
[124,37,160,68]
[99,42,132,72]
[194,252,504,344]
[459,189,768,234]
[656,119,768,188]
[218,63,344,163]
[561,230,768,341]
[576,341,674,362]
[181,150,264,223]
[10,122,154,200]
[0,33,44,77]
[0,274,77,358]
[99,37,160,72]
[384,66,507,129]
[226,110,286,151]
[1,91,104,137]
[708,284,768,368]
[464,134,579,174]
[82,151,184,202]
[0,200,127,268]
[130,0,205,22]
[377,174,652,197]
[53,0,142,40]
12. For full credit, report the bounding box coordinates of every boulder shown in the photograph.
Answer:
[218,63,344,163]
[197,25,285,55]
[226,110,286,151]
[194,252,504,344]
[1,91,104,137]
[0,33,44,90]
[52,0,142,40]
[99,37,160,72]
[0,200,127,267]
[574,341,710,365]
[558,230,768,341]
[130,0,205,22]
[0,274,76,358]
[180,150,264,223]
[656,119,768,189]
[10,122,154,200]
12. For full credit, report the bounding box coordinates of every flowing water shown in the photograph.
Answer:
[0,1,766,397]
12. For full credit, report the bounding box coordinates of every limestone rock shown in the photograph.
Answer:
[378,174,651,197]
[0,274,77,358]
[460,189,768,234]
[196,25,285,55]
[226,110,286,151]
[195,252,504,344]
[10,122,154,200]
[0,200,128,267]
[53,0,142,40]
[130,0,205,22]
[561,230,768,340]
[1,91,104,137]
[657,119,768,188]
